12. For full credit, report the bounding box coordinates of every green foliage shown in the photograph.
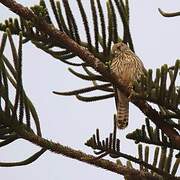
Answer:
[0,0,180,178]
[0,30,45,167]
[0,0,134,104]
[126,118,178,150]
[134,61,180,112]
[85,117,179,179]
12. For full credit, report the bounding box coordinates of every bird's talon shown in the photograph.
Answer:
[127,87,134,100]
[128,93,132,100]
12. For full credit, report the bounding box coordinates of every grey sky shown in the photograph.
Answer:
[0,1,180,180]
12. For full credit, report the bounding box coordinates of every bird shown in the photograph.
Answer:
[110,42,146,129]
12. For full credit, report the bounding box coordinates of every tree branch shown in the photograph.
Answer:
[158,8,180,17]
[21,131,161,179]
[0,112,159,179]
[0,0,179,149]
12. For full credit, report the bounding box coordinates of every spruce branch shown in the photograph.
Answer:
[85,117,179,179]
[159,8,180,17]
[90,0,99,52]
[53,83,113,96]
[0,111,162,180]
[0,148,46,167]
[68,67,108,82]
[126,119,179,150]
[49,0,63,31]
[0,34,42,136]
[0,30,47,167]
[76,0,91,49]
[76,93,114,102]
[96,0,107,56]
[114,0,134,50]
[108,0,118,43]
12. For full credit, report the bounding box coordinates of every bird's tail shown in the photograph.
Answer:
[116,90,129,129]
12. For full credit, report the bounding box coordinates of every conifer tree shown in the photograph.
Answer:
[0,0,179,179]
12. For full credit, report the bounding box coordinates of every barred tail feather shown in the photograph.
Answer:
[116,90,129,129]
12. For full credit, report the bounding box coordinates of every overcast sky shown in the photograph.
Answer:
[0,1,180,180]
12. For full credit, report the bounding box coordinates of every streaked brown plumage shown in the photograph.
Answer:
[110,42,145,129]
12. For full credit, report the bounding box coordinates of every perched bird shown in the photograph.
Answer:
[110,42,145,129]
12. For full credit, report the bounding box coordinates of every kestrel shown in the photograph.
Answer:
[110,42,145,129]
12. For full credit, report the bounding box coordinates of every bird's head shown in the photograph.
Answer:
[112,42,128,56]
